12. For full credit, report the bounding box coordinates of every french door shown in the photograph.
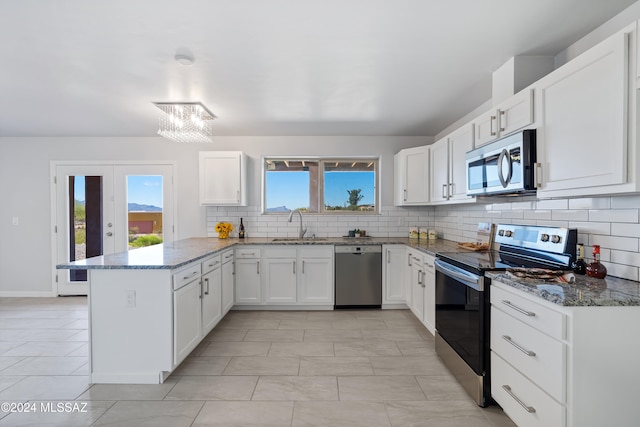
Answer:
[54,163,175,295]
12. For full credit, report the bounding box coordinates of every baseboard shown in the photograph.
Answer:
[0,291,58,298]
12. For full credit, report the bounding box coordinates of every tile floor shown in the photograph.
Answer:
[0,297,516,426]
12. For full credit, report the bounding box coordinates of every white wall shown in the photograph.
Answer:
[0,135,429,296]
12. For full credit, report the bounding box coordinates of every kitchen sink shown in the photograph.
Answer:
[270,237,328,242]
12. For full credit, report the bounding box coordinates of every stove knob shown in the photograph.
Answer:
[504,230,513,238]
[540,234,549,242]
[498,230,505,236]
[551,235,562,244]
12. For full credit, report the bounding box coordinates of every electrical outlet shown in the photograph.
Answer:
[125,290,136,308]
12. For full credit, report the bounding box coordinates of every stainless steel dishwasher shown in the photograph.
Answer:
[335,245,382,308]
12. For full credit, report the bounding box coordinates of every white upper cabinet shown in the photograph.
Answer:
[199,151,248,205]
[474,89,534,147]
[429,124,474,204]
[535,25,635,198]
[429,138,449,203]
[394,145,429,205]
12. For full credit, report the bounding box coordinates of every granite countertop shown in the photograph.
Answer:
[56,236,459,271]
[487,271,640,307]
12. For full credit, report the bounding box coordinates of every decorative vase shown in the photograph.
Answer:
[218,231,229,239]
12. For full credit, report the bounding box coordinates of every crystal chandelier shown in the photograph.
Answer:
[153,102,216,143]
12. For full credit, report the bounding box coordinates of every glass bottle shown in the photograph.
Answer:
[586,244,607,279]
[238,218,245,239]
[572,243,587,275]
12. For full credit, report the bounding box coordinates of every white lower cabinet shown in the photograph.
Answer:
[173,254,225,366]
[263,248,297,304]
[173,272,203,366]
[409,252,425,321]
[221,249,234,315]
[382,245,407,306]
[408,252,436,335]
[297,248,334,305]
[234,248,262,304]
[422,255,435,334]
[235,246,334,307]
[491,280,640,427]
[201,256,222,336]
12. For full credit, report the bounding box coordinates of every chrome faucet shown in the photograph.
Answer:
[287,209,307,239]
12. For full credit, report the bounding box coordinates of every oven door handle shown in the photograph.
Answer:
[434,259,484,291]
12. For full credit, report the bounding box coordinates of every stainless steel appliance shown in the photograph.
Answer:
[435,224,576,407]
[335,245,382,308]
[466,129,537,196]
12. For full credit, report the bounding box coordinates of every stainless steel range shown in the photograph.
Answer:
[434,224,577,407]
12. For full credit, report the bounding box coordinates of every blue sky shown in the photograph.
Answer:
[74,175,163,208]
[266,171,374,210]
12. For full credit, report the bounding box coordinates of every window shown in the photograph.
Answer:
[264,158,378,214]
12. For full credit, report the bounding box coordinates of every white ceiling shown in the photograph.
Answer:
[0,0,636,137]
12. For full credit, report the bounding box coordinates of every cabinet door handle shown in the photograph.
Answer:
[199,281,203,299]
[302,260,305,274]
[502,385,536,413]
[502,335,536,357]
[408,253,412,266]
[501,300,536,317]
[403,189,407,201]
[422,271,426,285]
[204,278,210,295]
[490,115,497,136]
[386,250,390,264]
[257,261,260,275]
[418,270,423,285]
[441,184,447,199]
[535,162,543,188]
[293,260,296,274]
[449,183,454,197]
[232,261,235,275]
[499,110,506,132]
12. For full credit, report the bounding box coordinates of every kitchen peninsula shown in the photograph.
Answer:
[57,237,459,384]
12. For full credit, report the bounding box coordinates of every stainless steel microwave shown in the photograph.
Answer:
[466,129,536,196]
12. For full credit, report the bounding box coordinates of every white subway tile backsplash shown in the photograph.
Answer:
[207,194,640,281]
[569,221,611,236]
[611,223,640,238]
[551,210,589,221]
[536,199,569,210]
[610,195,640,209]
[523,210,552,220]
[568,197,611,210]
[590,235,639,252]
[589,209,639,223]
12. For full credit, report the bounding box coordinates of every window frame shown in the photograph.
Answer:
[262,156,379,215]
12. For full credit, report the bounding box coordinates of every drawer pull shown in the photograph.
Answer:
[502,385,536,413]
[182,271,199,280]
[241,252,256,256]
[502,335,536,357]
[501,300,536,317]
[225,253,234,259]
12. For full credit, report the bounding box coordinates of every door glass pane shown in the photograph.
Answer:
[68,176,103,282]
[127,175,163,250]
[323,161,376,211]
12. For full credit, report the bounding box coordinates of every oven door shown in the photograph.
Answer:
[434,259,487,375]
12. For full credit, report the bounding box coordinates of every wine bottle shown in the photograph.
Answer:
[238,218,245,239]
[586,244,607,279]
[572,243,587,275]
